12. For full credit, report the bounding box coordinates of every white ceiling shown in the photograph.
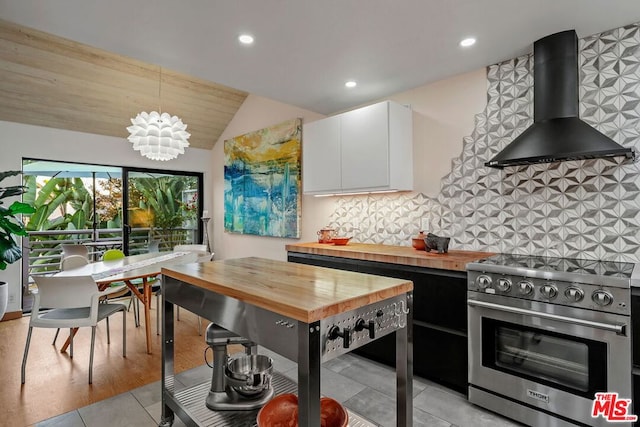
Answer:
[2,0,640,115]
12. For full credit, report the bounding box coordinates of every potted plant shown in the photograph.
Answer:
[0,170,36,319]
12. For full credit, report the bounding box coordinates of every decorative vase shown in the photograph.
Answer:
[0,281,8,320]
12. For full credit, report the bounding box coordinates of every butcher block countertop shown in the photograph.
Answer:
[286,242,495,272]
[161,257,413,324]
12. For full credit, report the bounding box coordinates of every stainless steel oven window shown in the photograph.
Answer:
[482,318,607,399]
[495,324,589,390]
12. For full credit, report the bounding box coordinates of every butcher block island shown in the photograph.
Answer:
[287,242,495,394]
[159,257,414,427]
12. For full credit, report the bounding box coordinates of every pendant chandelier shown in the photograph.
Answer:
[127,67,190,161]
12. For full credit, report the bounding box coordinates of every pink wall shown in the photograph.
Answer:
[390,68,487,196]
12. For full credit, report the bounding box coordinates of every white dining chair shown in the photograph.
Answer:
[53,254,93,345]
[60,244,90,260]
[155,245,214,336]
[21,275,128,384]
[59,254,90,271]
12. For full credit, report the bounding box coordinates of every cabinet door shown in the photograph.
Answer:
[364,262,467,332]
[302,116,341,194]
[340,102,389,191]
[633,292,640,368]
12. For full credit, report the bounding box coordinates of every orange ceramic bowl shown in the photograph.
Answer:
[331,237,350,246]
[257,394,348,427]
[320,397,349,427]
[257,393,298,427]
[411,237,426,250]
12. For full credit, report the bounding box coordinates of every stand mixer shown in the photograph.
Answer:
[205,323,274,411]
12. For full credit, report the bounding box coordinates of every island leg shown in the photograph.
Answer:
[160,293,175,427]
[298,320,321,427]
[397,292,414,426]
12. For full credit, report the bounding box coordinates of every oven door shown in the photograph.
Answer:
[468,291,631,427]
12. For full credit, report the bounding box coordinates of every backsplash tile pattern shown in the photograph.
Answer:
[328,23,640,263]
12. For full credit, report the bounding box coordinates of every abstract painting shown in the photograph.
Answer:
[224,118,302,238]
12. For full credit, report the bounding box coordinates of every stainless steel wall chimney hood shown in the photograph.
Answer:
[486,30,635,169]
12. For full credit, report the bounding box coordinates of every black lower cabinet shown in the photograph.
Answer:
[633,291,640,425]
[349,324,467,394]
[287,252,469,395]
[352,332,395,367]
[414,325,467,392]
[633,292,640,367]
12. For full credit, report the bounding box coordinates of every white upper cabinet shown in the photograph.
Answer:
[302,100,413,195]
[340,102,389,190]
[302,115,341,194]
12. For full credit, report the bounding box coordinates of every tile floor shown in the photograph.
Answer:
[35,348,522,427]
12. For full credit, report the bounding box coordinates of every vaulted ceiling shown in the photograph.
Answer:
[2,1,640,150]
[0,19,247,150]
[3,0,640,116]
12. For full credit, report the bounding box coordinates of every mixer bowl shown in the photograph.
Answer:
[225,354,273,397]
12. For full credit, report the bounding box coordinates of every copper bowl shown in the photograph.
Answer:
[257,394,348,427]
[331,237,351,246]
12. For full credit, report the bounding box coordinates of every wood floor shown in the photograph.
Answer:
[0,296,213,426]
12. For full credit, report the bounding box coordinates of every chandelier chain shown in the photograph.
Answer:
[158,66,162,114]
[126,65,190,161]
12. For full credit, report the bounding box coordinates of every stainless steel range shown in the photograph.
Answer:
[467,254,635,427]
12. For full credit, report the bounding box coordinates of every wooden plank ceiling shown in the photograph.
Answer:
[0,19,248,150]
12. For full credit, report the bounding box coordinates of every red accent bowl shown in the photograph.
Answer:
[257,394,348,427]
[331,237,351,246]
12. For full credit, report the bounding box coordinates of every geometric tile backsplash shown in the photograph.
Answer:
[328,22,640,263]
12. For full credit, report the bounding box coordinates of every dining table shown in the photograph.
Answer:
[55,251,198,354]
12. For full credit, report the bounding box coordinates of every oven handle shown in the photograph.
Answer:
[467,299,627,335]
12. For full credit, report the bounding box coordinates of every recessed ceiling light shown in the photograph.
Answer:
[345,81,357,88]
[459,37,476,48]
[238,34,254,45]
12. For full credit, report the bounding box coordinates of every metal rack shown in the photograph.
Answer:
[167,373,374,427]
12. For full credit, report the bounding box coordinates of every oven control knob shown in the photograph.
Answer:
[496,278,512,292]
[517,280,533,295]
[592,290,613,307]
[540,284,558,299]
[476,275,492,289]
[564,286,584,302]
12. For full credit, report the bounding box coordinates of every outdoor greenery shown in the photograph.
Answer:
[22,175,123,271]
[24,176,95,234]
[95,179,123,227]
[0,171,36,270]
[23,173,198,259]
[128,175,197,250]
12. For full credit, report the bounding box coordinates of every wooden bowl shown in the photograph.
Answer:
[257,394,348,427]
[331,237,351,246]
